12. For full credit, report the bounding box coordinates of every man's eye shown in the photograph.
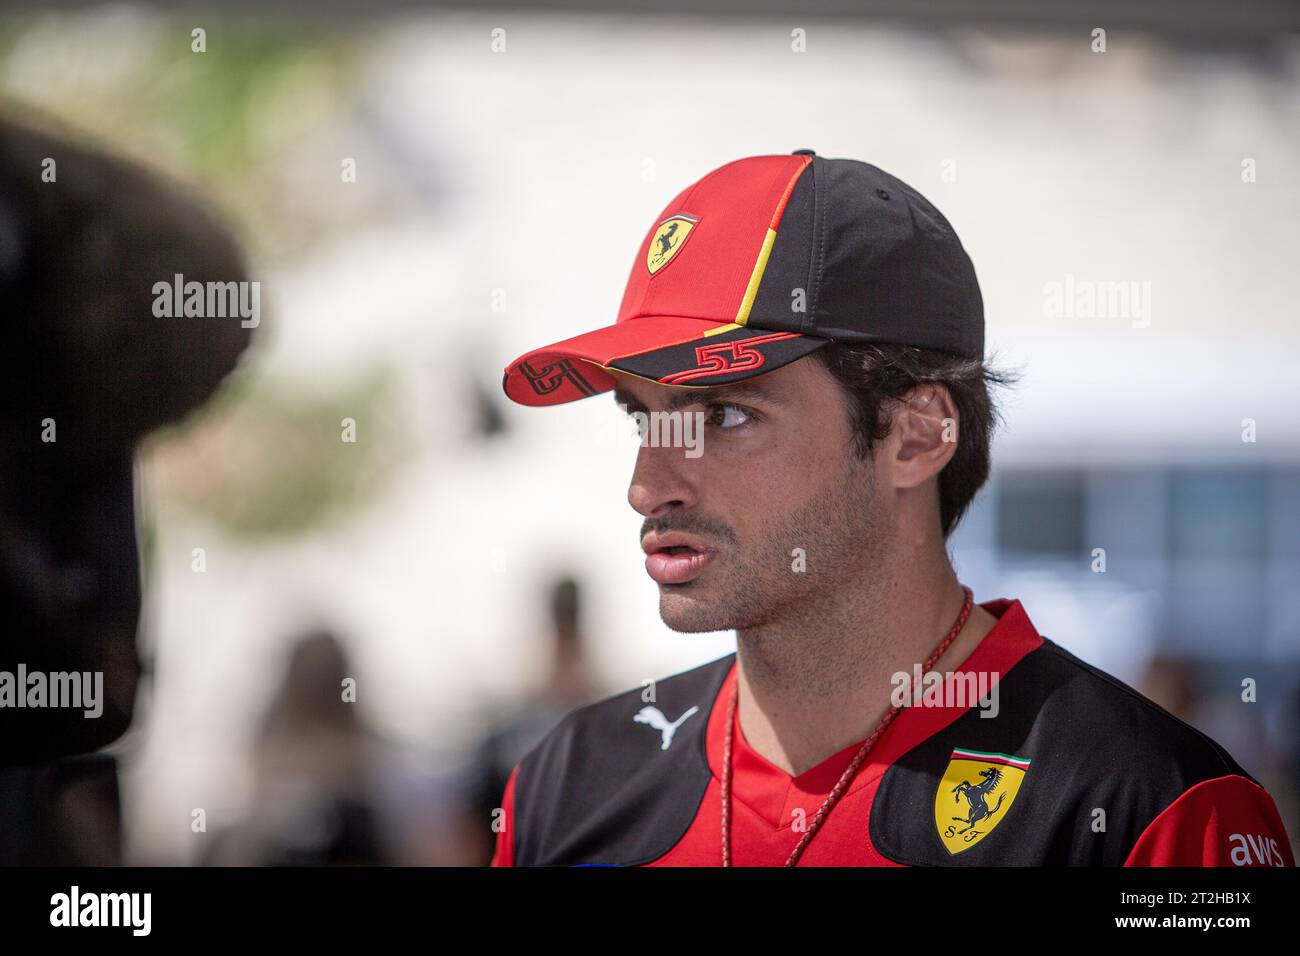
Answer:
[705,403,753,429]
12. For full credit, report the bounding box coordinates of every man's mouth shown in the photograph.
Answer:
[641,533,718,585]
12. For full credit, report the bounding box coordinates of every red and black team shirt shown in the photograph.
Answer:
[490,599,1295,867]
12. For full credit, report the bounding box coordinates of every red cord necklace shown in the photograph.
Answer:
[721,585,975,867]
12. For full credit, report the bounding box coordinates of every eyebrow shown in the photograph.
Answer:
[612,380,777,414]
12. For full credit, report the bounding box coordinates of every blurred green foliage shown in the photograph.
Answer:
[142,363,408,539]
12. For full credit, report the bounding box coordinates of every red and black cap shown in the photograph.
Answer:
[503,150,983,407]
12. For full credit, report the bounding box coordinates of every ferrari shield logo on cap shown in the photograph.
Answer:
[646,213,698,275]
[934,748,1031,854]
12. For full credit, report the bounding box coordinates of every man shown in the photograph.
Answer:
[492,150,1294,866]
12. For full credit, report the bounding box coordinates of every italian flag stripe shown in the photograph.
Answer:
[950,748,1032,769]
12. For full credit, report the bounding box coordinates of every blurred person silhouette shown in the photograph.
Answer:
[1144,650,1294,842]
[201,629,394,866]
[1136,653,1198,722]
[1139,653,1268,779]
[464,575,597,865]
[0,112,254,863]
[1139,651,1296,846]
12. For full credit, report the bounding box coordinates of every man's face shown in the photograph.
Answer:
[612,355,894,634]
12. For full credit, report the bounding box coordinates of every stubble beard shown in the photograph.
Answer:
[656,454,890,636]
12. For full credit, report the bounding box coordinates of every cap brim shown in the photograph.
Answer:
[503,316,828,407]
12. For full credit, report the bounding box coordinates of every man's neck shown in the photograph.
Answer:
[733,563,998,778]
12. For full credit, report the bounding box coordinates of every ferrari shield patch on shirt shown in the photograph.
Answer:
[935,748,1032,854]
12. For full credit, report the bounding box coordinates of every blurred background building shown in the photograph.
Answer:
[1,2,1295,864]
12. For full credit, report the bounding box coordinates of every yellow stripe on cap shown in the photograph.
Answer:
[734,227,777,326]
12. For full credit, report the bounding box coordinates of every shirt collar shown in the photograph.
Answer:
[705,597,1045,829]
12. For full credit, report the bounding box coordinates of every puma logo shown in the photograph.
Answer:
[633,705,700,750]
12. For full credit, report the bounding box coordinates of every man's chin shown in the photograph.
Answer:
[657,588,745,634]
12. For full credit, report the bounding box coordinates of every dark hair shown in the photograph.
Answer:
[809,342,1018,538]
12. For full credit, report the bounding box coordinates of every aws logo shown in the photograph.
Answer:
[1227,833,1287,867]
[935,748,1031,854]
[646,213,699,275]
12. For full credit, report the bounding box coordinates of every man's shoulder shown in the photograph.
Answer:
[1029,639,1293,866]
[509,652,733,866]
[871,632,1277,865]
[1027,637,1250,784]
[523,652,734,764]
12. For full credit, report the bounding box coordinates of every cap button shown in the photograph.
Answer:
[792,148,816,156]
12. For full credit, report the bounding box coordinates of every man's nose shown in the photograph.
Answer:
[627,441,699,518]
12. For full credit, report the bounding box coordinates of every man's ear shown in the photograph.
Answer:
[889,383,958,489]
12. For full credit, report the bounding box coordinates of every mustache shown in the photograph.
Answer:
[640,515,738,547]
